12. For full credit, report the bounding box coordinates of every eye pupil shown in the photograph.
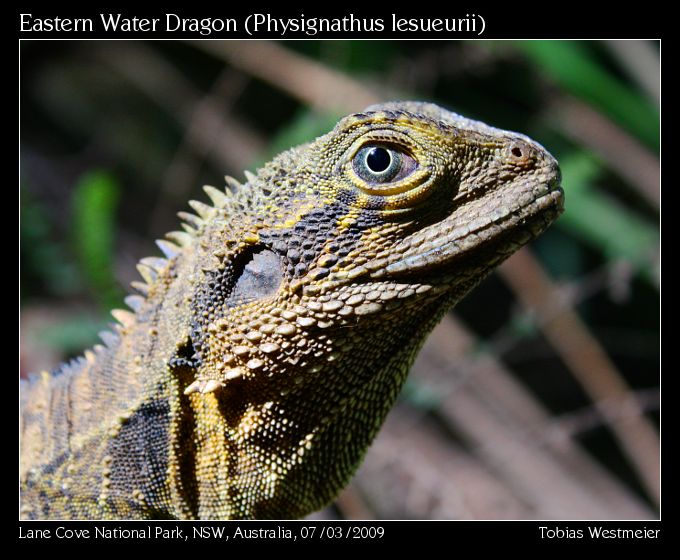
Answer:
[352,144,416,186]
[365,147,392,173]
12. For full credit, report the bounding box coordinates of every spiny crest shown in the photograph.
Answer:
[139,256,169,273]
[109,169,272,341]
[187,200,214,221]
[130,281,149,296]
[111,309,135,329]
[225,172,270,211]
[121,172,260,324]
[176,212,202,231]
[124,294,144,312]
[170,174,251,239]
[203,185,230,207]
[27,352,90,386]
[165,230,193,248]
[98,308,130,352]
[98,329,119,349]
[156,239,180,259]
[135,262,158,284]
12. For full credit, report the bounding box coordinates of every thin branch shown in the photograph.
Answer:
[153,68,250,233]
[416,316,654,519]
[485,259,656,364]
[191,41,380,113]
[500,249,660,506]
[552,388,659,440]
[333,485,375,520]
[352,407,534,519]
[550,95,659,208]
[604,41,660,106]
[95,43,265,177]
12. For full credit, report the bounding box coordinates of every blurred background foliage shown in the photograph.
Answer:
[20,40,659,520]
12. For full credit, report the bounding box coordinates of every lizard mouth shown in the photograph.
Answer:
[370,177,564,280]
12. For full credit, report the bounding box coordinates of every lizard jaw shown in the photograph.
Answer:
[370,180,564,280]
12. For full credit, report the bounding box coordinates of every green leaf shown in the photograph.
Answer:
[514,41,659,150]
[71,170,124,310]
[37,314,111,356]
[557,152,659,284]
[20,187,83,299]
[253,109,345,169]
[401,378,442,410]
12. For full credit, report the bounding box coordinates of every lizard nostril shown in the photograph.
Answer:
[505,141,535,167]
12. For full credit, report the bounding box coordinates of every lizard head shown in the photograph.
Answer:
[344,101,563,276]
[20,102,564,520]
[175,101,563,517]
[259,100,564,310]
[188,102,563,377]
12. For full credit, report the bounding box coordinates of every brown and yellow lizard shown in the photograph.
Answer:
[20,101,563,519]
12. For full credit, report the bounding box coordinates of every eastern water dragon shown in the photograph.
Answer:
[20,101,564,519]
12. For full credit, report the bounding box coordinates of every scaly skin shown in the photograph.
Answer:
[20,101,563,519]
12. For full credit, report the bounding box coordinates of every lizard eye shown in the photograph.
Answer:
[353,145,418,185]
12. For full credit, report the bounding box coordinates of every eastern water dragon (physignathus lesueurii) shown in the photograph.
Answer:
[20,101,564,519]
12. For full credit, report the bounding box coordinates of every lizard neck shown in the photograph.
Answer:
[169,294,454,519]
